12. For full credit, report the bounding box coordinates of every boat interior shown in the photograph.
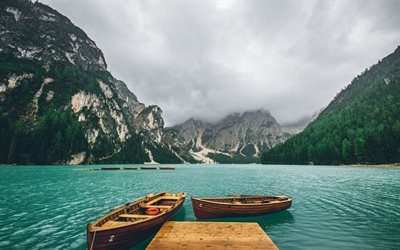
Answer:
[198,195,290,204]
[92,192,185,230]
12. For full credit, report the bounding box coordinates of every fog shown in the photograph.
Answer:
[41,0,400,125]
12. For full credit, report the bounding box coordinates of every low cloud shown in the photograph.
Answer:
[41,0,399,125]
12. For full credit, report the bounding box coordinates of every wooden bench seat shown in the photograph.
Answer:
[119,214,154,219]
[145,205,172,209]
[147,196,180,204]
[160,196,180,200]
[101,220,132,229]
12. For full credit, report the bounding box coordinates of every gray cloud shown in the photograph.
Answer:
[40,0,399,126]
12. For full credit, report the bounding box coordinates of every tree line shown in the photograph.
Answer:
[262,48,400,165]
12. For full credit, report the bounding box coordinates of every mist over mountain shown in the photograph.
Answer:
[262,47,400,165]
[39,0,400,126]
[1,0,398,166]
[280,110,321,135]
[0,0,181,164]
[166,110,292,163]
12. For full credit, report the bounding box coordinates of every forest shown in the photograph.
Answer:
[262,47,400,165]
[0,57,154,164]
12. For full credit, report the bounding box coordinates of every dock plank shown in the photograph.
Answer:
[146,221,278,249]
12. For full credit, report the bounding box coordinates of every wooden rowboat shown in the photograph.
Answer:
[100,167,120,170]
[123,167,137,170]
[87,192,186,250]
[191,195,292,219]
[159,167,175,170]
[141,167,157,170]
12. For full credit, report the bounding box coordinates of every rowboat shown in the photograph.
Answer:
[141,167,157,170]
[191,195,292,219]
[159,167,175,170]
[87,192,186,250]
[123,167,137,170]
[100,167,120,170]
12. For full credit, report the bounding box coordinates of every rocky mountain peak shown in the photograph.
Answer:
[1,0,107,71]
[169,110,291,163]
[0,0,181,165]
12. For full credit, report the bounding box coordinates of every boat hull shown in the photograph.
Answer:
[87,195,185,250]
[191,197,292,219]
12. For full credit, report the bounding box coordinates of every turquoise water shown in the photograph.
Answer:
[0,164,399,249]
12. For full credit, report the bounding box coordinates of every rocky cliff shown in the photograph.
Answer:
[168,110,290,163]
[0,0,180,164]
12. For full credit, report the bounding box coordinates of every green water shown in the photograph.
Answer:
[0,164,399,249]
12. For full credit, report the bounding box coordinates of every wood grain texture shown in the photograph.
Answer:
[87,192,186,250]
[191,196,292,219]
[146,221,279,250]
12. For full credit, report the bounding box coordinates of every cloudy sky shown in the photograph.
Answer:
[41,0,399,126]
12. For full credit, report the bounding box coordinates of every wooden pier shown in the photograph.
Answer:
[146,221,278,249]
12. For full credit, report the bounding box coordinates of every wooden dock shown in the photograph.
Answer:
[146,221,278,249]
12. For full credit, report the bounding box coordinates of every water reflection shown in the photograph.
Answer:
[171,206,187,221]
[132,206,187,249]
[2,164,400,250]
[133,209,294,249]
[204,210,295,229]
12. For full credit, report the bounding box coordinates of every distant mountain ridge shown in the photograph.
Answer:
[167,110,291,163]
[280,110,320,135]
[0,0,182,164]
[262,47,400,165]
[0,0,332,165]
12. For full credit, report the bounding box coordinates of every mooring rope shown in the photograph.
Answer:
[89,229,97,250]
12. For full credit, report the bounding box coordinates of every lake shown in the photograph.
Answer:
[0,164,399,249]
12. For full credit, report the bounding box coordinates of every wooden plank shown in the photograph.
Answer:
[119,214,154,219]
[148,196,180,204]
[101,220,132,229]
[146,221,278,250]
[145,205,172,209]
[160,196,180,200]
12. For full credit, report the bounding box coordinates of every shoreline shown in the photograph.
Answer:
[2,163,400,168]
[345,163,400,168]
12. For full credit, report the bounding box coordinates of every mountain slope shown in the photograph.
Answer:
[280,110,320,135]
[168,110,290,163]
[0,0,180,164]
[261,47,400,165]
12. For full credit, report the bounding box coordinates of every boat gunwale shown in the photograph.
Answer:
[89,192,186,232]
[191,196,292,206]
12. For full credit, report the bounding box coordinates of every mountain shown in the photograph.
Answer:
[167,110,290,163]
[261,47,400,165]
[0,0,181,164]
[280,110,320,135]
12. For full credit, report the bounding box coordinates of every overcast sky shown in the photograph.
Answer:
[40,0,399,126]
